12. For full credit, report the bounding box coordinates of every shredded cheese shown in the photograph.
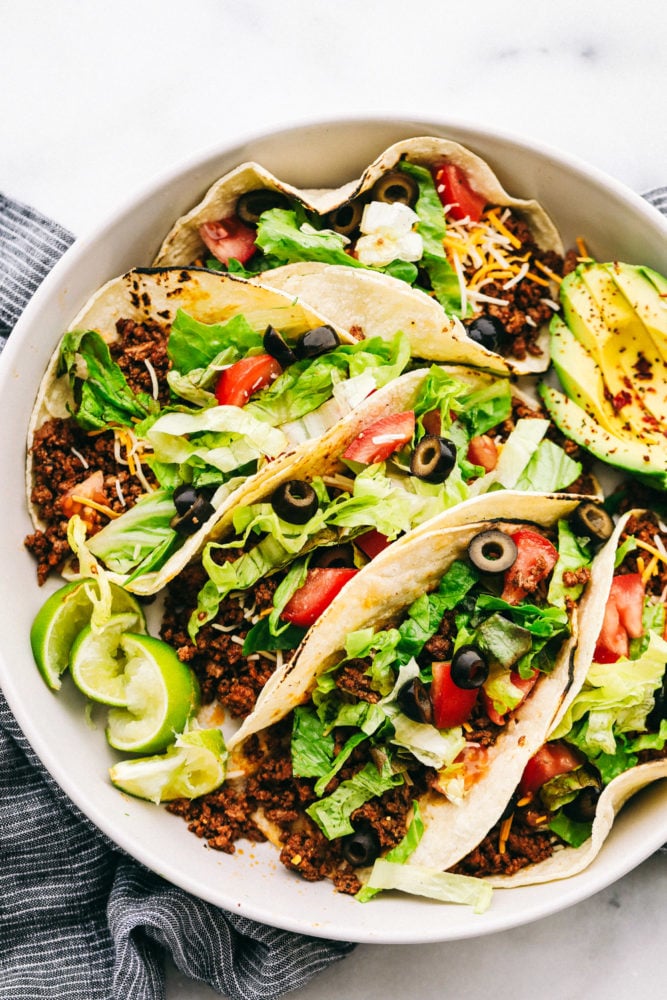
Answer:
[69,495,121,519]
[498,815,513,854]
[635,538,667,566]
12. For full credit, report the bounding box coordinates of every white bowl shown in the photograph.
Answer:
[2,117,666,944]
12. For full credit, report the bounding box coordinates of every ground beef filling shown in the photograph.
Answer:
[167,719,429,895]
[24,318,169,582]
[451,806,557,877]
[160,562,297,719]
[462,213,570,362]
[616,511,667,599]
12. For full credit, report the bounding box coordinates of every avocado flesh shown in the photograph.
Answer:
[539,384,667,490]
[549,314,661,442]
[602,263,667,361]
[561,263,667,428]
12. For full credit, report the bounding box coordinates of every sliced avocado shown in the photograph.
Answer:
[562,263,667,428]
[549,314,661,441]
[539,383,667,490]
[602,262,667,361]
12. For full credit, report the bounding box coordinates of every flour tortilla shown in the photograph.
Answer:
[228,495,612,875]
[153,136,564,376]
[484,508,667,886]
[25,267,362,595]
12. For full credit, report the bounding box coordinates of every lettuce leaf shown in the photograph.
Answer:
[87,489,179,577]
[58,329,158,431]
[356,802,425,902]
[306,758,404,840]
[167,310,263,373]
[548,519,593,609]
[514,439,582,493]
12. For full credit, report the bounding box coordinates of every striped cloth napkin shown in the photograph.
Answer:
[1,186,666,1000]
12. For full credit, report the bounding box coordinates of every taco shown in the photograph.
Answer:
[164,495,611,896]
[455,507,667,887]
[24,267,411,594]
[158,362,596,724]
[153,137,567,376]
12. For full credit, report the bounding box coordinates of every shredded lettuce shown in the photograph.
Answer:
[87,490,180,578]
[398,162,462,312]
[514,438,582,493]
[551,631,667,756]
[362,858,493,913]
[305,758,404,840]
[58,329,158,430]
[548,520,593,609]
[356,802,425,902]
[167,310,263,374]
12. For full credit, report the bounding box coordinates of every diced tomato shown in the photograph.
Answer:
[280,567,358,628]
[593,573,645,663]
[482,669,539,725]
[199,217,257,265]
[61,470,109,533]
[519,741,584,797]
[215,354,282,407]
[500,529,559,605]
[431,661,479,729]
[355,528,391,560]
[467,434,498,472]
[343,411,415,464]
[434,163,487,222]
[433,744,489,795]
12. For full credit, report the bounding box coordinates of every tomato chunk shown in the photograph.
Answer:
[594,573,645,663]
[431,661,479,729]
[434,163,487,222]
[501,529,559,605]
[467,434,498,472]
[355,528,391,560]
[482,670,538,726]
[61,470,109,534]
[215,354,282,407]
[280,567,358,628]
[199,217,257,265]
[343,411,415,465]
[519,741,584,797]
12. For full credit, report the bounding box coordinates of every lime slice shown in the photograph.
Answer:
[30,578,146,690]
[69,612,145,706]
[106,634,199,754]
[109,728,228,802]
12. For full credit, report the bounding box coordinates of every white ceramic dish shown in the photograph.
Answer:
[2,117,666,944]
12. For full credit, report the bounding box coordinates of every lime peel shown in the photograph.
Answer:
[109,727,227,802]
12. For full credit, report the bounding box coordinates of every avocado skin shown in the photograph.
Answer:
[539,384,667,490]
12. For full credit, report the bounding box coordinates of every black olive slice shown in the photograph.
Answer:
[569,500,614,543]
[173,483,198,517]
[236,189,290,226]
[450,645,489,689]
[341,824,381,867]
[370,171,419,207]
[170,494,215,535]
[398,678,433,724]
[410,435,457,483]
[312,544,356,569]
[465,314,507,353]
[324,200,364,237]
[294,325,340,360]
[468,528,518,573]
[563,785,601,823]
[271,479,319,524]
[263,324,296,367]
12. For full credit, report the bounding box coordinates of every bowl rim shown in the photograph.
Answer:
[2,115,667,944]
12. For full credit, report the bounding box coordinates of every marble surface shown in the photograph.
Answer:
[2,2,666,998]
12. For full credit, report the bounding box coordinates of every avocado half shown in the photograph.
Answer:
[544,261,667,488]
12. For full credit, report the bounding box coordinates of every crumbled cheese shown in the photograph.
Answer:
[355,201,423,266]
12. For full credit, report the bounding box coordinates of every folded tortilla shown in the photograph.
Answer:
[228,494,612,874]
[484,508,667,887]
[25,267,368,595]
[153,136,563,376]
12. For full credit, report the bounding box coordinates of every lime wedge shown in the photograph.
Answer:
[109,728,228,802]
[30,578,146,691]
[106,634,199,754]
[70,612,145,706]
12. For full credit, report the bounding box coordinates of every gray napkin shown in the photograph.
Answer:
[0,193,354,1000]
